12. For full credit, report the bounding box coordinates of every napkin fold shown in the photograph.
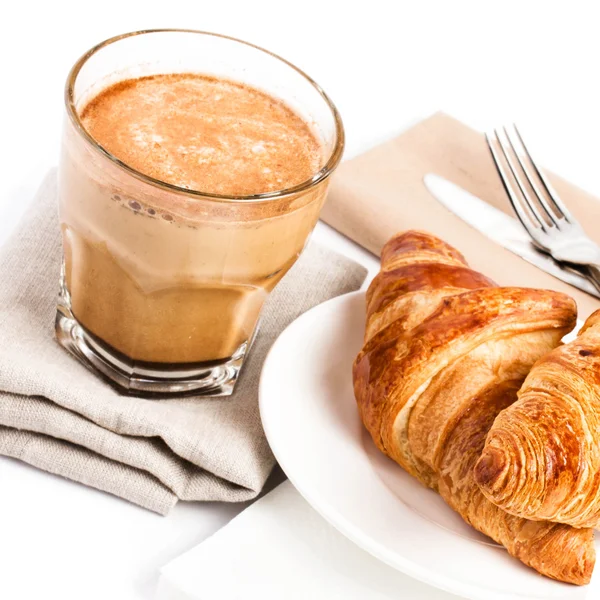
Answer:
[156,481,458,600]
[322,112,600,320]
[0,171,367,514]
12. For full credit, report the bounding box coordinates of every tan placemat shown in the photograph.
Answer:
[322,112,600,319]
[0,170,367,514]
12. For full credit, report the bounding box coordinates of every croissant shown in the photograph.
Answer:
[476,309,600,529]
[353,230,594,584]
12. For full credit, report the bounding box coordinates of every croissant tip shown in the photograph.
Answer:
[559,530,596,586]
[474,446,507,493]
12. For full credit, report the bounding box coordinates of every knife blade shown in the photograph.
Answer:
[423,174,600,298]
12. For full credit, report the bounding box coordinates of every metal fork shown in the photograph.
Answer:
[486,124,600,293]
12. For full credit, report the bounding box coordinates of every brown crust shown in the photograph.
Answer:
[356,286,577,467]
[367,263,497,318]
[352,230,593,585]
[476,307,600,529]
[380,230,468,267]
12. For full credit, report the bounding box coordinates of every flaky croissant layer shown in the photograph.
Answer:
[476,309,600,529]
[353,231,594,585]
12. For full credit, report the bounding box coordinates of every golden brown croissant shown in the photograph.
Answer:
[353,230,595,584]
[476,308,600,529]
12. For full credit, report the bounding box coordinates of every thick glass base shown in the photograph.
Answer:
[55,286,249,397]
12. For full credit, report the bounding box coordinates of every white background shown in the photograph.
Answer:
[1,1,600,598]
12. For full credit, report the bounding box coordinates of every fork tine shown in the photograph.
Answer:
[485,131,545,242]
[504,125,563,229]
[493,127,552,233]
[512,124,575,223]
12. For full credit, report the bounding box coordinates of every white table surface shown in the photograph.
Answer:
[2,2,600,598]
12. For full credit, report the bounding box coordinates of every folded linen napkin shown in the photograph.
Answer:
[0,171,367,514]
[156,481,459,600]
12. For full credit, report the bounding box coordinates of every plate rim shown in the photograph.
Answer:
[259,290,593,600]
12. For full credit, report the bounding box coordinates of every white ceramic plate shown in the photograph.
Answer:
[259,291,599,600]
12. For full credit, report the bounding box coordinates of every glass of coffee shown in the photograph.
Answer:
[57,30,344,395]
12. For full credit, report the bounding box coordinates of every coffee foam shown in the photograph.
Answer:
[80,73,324,199]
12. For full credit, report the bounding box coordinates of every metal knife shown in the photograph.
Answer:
[423,174,600,298]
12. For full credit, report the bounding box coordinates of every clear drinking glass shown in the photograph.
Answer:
[56,30,344,395]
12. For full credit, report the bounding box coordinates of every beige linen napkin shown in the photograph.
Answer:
[322,112,600,320]
[0,170,367,514]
